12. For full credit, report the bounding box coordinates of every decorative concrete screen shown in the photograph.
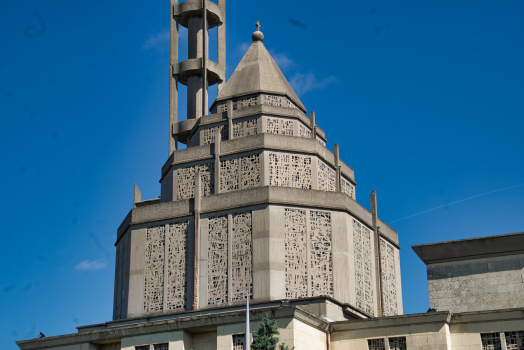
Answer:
[318,159,336,192]
[388,337,407,350]
[233,96,257,110]
[309,210,333,297]
[166,222,189,311]
[380,238,398,316]
[144,225,166,314]
[284,208,308,298]
[231,212,253,302]
[233,118,258,139]
[299,123,312,138]
[353,219,375,316]
[216,95,258,112]
[481,333,503,350]
[177,162,215,200]
[266,117,294,135]
[202,125,229,145]
[341,176,356,200]
[284,208,333,298]
[207,212,253,306]
[367,338,385,350]
[233,334,245,350]
[220,154,261,193]
[208,215,229,305]
[316,135,326,147]
[268,152,312,189]
[143,221,190,314]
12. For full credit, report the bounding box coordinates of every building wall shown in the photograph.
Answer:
[163,150,355,203]
[189,114,328,148]
[427,254,524,313]
[331,322,451,350]
[115,204,402,320]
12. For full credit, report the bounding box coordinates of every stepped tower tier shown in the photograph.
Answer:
[113,25,402,321]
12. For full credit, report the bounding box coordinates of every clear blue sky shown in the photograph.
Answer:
[1,0,523,348]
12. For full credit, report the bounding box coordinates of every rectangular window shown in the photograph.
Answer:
[153,344,168,350]
[367,339,385,350]
[135,346,149,350]
[389,337,407,350]
[481,333,502,350]
[233,334,245,350]
[506,331,524,350]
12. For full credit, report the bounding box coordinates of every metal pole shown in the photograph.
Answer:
[245,293,250,350]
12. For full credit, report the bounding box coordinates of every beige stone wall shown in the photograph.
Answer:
[36,344,97,350]
[427,254,524,312]
[291,319,327,350]
[450,316,524,350]
[121,330,186,350]
[217,317,294,350]
[331,323,451,350]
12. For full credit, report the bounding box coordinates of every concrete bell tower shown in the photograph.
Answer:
[169,0,226,155]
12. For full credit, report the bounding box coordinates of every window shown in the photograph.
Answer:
[153,344,168,350]
[135,346,149,350]
[233,334,245,350]
[481,333,502,350]
[367,337,406,350]
[505,332,524,350]
[367,339,385,350]
[388,337,407,350]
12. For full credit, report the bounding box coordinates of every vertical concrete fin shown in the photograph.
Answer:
[133,184,141,207]
[334,143,341,192]
[217,0,226,92]
[309,111,316,138]
[169,0,179,155]
[215,128,221,155]
[201,0,208,117]
[214,148,221,194]
[371,190,384,316]
[227,100,234,140]
[195,170,202,213]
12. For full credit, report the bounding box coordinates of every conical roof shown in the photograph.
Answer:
[213,39,306,112]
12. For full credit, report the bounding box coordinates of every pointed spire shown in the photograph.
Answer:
[211,24,306,113]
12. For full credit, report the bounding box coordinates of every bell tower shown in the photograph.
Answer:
[169,0,226,155]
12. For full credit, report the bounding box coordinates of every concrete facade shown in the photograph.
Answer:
[16,302,524,350]
[18,2,524,350]
[109,20,403,323]
[113,202,402,320]
[413,232,524,313]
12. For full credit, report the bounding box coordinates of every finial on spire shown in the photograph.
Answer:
[252,21,264,42]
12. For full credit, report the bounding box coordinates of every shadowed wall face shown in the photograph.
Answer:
[427,254,524,313]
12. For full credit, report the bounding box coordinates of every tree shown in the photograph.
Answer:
[251,313,294,350]
[251,314,280,350]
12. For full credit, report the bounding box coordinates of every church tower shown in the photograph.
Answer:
[112,1,402,321]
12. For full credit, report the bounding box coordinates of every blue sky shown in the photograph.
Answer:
[1,0,523,348]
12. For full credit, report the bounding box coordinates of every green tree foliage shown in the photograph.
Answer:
[251,314,280,350]
[278,342,294,350]
[251,313,294,350]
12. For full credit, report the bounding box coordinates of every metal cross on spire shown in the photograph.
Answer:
[255,21,261,31]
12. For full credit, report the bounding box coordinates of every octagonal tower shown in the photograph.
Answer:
[113,21,402,322]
